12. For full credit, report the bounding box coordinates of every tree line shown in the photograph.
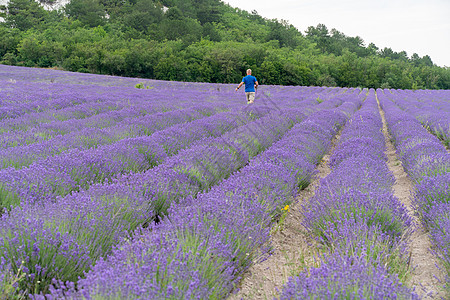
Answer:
[0,0,449,89]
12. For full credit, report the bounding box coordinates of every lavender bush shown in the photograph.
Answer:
[384,89,450,147]
[279,250,418,300]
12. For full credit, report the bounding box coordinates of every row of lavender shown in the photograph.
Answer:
[0,68,236,122]
[0,89,358,296]
[0,105,230,168]
[41,92,363,299]
[279,90,418,298]
[383,89,450,147]
[378,90,450,292]
[0,86,340,208]
[0,82,232,148]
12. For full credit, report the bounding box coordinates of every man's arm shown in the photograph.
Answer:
[255,80,259,89]
[235,82,244,91]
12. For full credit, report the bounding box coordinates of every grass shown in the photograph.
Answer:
[270,205,290,234]
[0,184,20,209]
[0,262,28,300]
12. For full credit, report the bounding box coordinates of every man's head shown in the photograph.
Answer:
[246,69,252,75]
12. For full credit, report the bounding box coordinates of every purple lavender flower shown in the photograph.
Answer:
[279,250,419,300]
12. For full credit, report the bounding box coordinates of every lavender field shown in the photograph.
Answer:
[0,65,449,299]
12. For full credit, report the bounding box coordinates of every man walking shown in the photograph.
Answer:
[235,69,259,104]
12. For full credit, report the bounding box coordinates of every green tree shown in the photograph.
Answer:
[65,0,106,27]
[306,24,330,53]
[122,39,159,78]
[0,27,22,58]
[206,44,244,83]
[159,17,202,43]
[122,0,163,33]
[202,22,221,42]
[3,0,47,31]
[266,19,299,48]
[155,54,189,81]
[16,31,65,67]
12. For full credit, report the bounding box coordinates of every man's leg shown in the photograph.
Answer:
[245,92,251,104]
[248,92,255,104]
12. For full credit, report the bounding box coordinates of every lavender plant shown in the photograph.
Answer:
[279,250,419,300]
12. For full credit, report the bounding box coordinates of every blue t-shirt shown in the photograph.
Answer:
[242,75,257,92]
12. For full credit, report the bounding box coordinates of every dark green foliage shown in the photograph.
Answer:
[0,0,449,89]
[2,0,47,30]
[121,0,163,33]
[65,0,106,27]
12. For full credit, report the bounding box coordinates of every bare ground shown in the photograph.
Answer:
[377,96,445,299]
[228,131,342,300]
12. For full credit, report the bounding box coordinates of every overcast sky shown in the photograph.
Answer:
[224,0,450,67]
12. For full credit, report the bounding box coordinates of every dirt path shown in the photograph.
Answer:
[377,94,445,299]
[228,131,342,300]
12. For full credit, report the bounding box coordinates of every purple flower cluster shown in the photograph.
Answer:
[54,103,356,299]
[0,106,217,169]
[378,89,450,290]
[383,89,450,147]
[279,251,419,300]
[280,90,417,299]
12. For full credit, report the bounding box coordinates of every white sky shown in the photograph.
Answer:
[224,0,450,67]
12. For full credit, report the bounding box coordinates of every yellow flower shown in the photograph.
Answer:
[284,205,290,212]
